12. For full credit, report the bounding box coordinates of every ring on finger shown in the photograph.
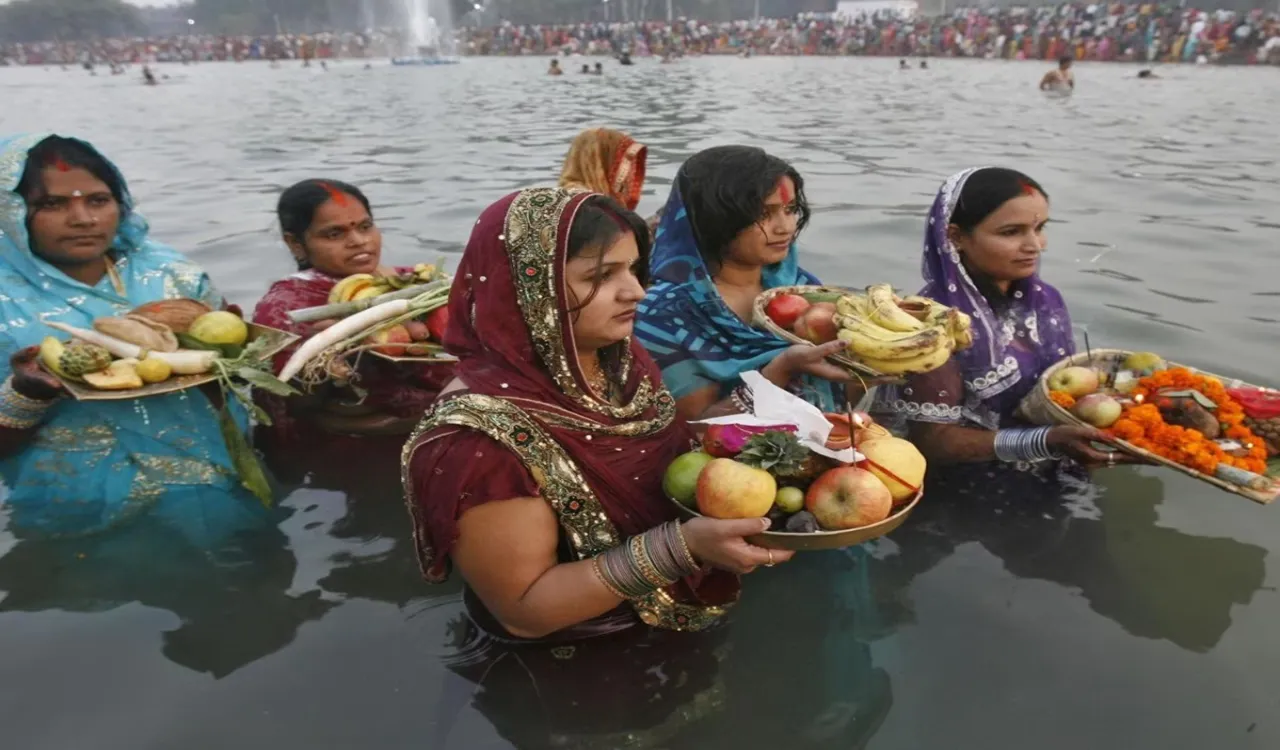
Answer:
[1107,452,1116,467]
[765,549,776,567]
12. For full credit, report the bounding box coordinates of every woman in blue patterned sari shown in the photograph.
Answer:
[635,145,851,419]
[0,134,272,541]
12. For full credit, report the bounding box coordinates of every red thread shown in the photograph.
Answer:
[320,182,349,206]
[859,456,920,495]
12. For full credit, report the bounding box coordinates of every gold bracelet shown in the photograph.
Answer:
[673,521,699,571]
[591,555,628,600]
[629,534,674,589]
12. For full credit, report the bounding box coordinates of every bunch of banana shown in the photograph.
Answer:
[833,284,974,375]
[327,264,443,304]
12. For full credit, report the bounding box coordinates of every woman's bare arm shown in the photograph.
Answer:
[909,421,998,465]
[451,496,623,639]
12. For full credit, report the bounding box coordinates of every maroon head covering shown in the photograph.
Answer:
[404,188,736,631]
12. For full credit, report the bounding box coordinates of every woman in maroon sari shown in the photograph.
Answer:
[404,186,800,639]
[252,179,451,438]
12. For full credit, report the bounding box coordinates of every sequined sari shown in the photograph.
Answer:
[0,133,267,539]
[402,187,737,638]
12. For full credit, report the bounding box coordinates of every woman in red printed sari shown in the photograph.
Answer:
[557,128,647,212]
[252,179,452,438]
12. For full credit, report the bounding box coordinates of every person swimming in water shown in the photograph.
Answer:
[594,62,603,75]
[142,65,157,86]
[581,64,591,74]
[1137,69,1159,79]
[549,59,563,76]
[899,59,908,70]
[920,59,928,69]
[1040,56,1075,91]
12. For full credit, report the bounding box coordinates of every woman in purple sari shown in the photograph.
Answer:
[878,167,1124,476]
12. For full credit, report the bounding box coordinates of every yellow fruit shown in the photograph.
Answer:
[350,285,387,301]
[135,357,172,384]
[83,361,143,390]
[858,437,927,506]
[188,311,248,347]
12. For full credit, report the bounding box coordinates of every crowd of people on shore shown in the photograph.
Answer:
[3,4,1278,68]
[472,5,1280,64]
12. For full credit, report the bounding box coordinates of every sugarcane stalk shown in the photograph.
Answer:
[287,280,450,324]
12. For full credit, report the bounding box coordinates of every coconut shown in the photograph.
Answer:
[858,437,927,506]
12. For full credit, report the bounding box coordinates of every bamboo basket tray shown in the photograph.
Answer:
[751,285,900,382]
[670,490,922,551]
[53,324,297,402]
[1018,348,1279,504]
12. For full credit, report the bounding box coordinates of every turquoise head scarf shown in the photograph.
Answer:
[0,133,265,540]
[634,172,842,412]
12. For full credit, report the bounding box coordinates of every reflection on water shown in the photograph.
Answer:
[1,58,1279,748]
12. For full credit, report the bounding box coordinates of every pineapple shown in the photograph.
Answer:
[736,431,828,482]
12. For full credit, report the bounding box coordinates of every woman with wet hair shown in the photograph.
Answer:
[635,145,852,420]
[251,178,452,437]
[0,133,271,539]
[876,167,1130,473]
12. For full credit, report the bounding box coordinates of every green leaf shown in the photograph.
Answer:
[236,366,299,397]
[176,333,221,352]
[1267,459,1280,480]
[219,343,244,359]
[218,403,273,507]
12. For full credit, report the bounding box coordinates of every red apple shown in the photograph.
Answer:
[793,302,838,344]
[404,320,431,342]
[696,458,777,520]
[805,466,892,530]
[1073,393,1122,428]
[766,294,811,330]
[426,307,450,343]
[367,324,412,357]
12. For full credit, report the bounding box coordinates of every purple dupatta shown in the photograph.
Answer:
[883,168,1076,430]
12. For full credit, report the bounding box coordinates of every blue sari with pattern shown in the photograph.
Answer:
[0,133,268,541]
[634,178,842,412]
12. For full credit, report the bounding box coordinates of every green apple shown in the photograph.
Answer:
[774,486,805,514]
[663,451,714,507]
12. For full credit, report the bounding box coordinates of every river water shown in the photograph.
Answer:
[1,57,1277,749]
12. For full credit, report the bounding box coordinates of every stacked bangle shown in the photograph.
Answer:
[0,378,54,429]
[993,426,1059,463]
[592,521,701,600]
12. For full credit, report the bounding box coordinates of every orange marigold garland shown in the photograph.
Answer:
[1105,368,1268,476]
[1048,391,1076,410]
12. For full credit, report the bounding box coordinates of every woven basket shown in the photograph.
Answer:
[751,285,900,382]
[1018,349,1278,504]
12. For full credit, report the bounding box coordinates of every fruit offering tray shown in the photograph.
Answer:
[662,372,927,551]
[671,487,922,552]
[1019,349,1280,504]
[752,285,975,382]
[53,324,296,402]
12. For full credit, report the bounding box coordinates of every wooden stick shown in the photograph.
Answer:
[287,280,449,323]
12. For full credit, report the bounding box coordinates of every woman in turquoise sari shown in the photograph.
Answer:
[635,145,851,420]
[0,133,270,541]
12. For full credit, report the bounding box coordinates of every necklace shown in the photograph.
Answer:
[581,357,615,401]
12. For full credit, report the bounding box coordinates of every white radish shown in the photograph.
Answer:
[44,321,219,375]
[277,298,411,382]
